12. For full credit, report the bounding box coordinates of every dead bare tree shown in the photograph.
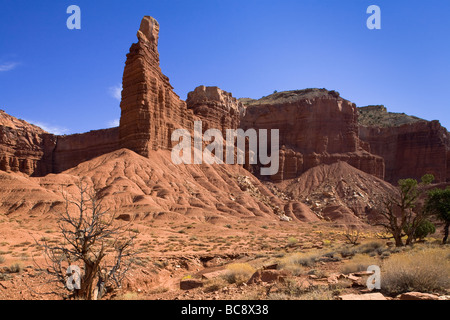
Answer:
[343,227,361,245]
[36,179,136,300]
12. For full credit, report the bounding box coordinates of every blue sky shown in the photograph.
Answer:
[0,0,449,134]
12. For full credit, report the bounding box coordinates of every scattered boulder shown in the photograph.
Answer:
[180,279,203,290]
[397,292,440,301]
[116,214,132,221]
[353,270,374,277]
[247,269,289,285]
[339,293,386,300]
[201,269,228,280]
[327,273,344,284]
[279,214,292,222]
[262,263,278,270]
[347,274,361,282]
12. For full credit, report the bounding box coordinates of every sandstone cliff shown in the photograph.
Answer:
[240,89,385,181]
[0,110,56,176]
[186,85,244,135]
[52,128,119,173]
[0,110,119,175]
[358,106,450,183]
[0,16,408,226]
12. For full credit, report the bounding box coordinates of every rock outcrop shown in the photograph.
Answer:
[1,16,448,227]
[0,110,119,175]
[52,128,119,173]
[358,106,450,183]
[186,85,244,134]
[0,110,56,176]
[240,89,385,181]
[0,15,417,226]
[119,16,195,156]
[358,105,424,127]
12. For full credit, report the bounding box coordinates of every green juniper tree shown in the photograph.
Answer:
[425,187,450,244]
[374,174,434,247]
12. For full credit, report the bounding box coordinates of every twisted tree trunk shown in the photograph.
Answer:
[443,221,449,244]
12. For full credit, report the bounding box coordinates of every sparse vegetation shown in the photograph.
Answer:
[36,180,136,300]
[287,237,298,246]
[343,227,361,245]
[373,174,434,246]
[8,262,24,273]
[340,254,379,274]
[280,251,319,269]
[425,187,450,244]
[381,246,450,295]
[223,263,255,285]
[404,219,436,242]
[203,277,228,293]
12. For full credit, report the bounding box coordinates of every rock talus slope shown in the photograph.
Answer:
[0,149,288,223]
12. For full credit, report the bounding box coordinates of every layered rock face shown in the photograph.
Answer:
[1,14,448,196]
[119,16,195,156]
[240,90,385,181]
[186,86,244,134]
[0,110,56,176]
[52,128,119,173]
[0,110,119,175]
[359,116,450,183]
[0,17,245,177]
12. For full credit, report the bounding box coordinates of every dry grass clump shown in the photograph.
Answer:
[381,247,450,295]
[223,263,256,285]
[268,278,334,300]
[340,254,379,274]
[280,251,319,268]
[112,291,143,300]
[7,262,24,274]
[357,240,385,255]
[203,277,228,293]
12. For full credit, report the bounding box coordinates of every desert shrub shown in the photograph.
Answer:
[307,269,328,279]
[181,275,192,281]
[340,254,379,274]
[274,278,307,297]
[279,263,304,276]
[381,247,450,295]
[268,285,335,301]
[113,292,143,300]
[203,277,228,293]
[338,246,358,258]
[403,220,436,242]
[287,237,298,246]
[320,251,340,260]
[223,263,255,285]
[343,227,361,245]
[298,286,335,300]
[322,240,332,247]
[0,255,5,264]
[280,252,319,268]
[357,241,384,254]
[268,278,335,300]
[8,262,23,273]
